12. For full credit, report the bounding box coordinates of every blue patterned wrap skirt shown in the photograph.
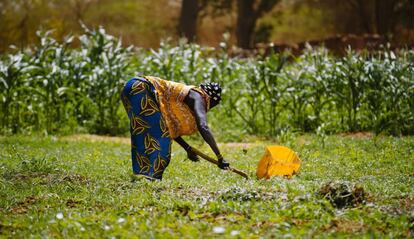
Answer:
[121,77,171,180]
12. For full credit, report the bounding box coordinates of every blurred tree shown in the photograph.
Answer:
[70,0,94,22]
[178,0,200,41]
[0,0,46,50]
[342,0,411,38]
[178,0,232,42]
[315,0,414,40]
[0,0,179,51]
[253,22,273,45]
[236,0,280,48]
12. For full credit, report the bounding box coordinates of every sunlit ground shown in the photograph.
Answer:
[0,134,413,238]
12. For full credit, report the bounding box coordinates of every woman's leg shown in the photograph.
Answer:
[121,78,171,180]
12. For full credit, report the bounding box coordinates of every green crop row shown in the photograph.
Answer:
[1,27,413,137]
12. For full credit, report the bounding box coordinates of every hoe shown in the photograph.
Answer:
[192,145,301,180]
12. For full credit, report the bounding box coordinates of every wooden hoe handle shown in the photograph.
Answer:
[191,148,249,180]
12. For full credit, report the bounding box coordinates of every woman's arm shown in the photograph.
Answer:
[174,136,199,161]
[184,90,229,169]
[174,136,190,150]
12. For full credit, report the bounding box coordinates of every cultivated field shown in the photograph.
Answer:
[1,134,413,238]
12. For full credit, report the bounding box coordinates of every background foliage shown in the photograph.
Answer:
[1,0,414,52]
[1,28,413,138]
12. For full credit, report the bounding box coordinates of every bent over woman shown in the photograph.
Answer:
[121,76,229,180]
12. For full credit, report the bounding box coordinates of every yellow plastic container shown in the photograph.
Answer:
[256,145,301,179]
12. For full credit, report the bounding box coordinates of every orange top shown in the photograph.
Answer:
[144,76,210,139]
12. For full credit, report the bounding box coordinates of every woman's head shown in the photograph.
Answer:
[200,82,222,108]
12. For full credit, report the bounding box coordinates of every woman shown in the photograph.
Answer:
[121,75,230,180]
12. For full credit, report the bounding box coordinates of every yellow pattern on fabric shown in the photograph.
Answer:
[121,93,132,113]
[140,94,159,116]
[144,134,161,154]
[130,80,148,95]
[135,153,151,174]
[136,153,150,168]
[131,113,150,135]
[154,154,168,172]
[144,76,210,139]
[160,117,170,138]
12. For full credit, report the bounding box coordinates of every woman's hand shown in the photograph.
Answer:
[186,147,199,162]
[174,137,199,162]
[217,157,230,169]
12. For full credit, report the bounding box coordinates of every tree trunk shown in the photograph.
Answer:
[236,0,256,49]
[355,0,373,34]
[236,0,280,49]
[178,0,199,42]
[352,0,399,37]
[72,0,91,22]
[375,0,397,38]
[19,0,30,49]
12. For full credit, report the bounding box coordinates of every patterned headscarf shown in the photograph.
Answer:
[200,82,222,107]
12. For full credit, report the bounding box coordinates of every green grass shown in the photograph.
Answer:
[0,134,413,238]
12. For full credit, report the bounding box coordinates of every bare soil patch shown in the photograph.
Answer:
[11,196,38,214]
[339,132,374,139]
[60,134,130,144]
[325,218,365,233]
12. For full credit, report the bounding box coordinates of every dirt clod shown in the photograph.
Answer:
[10,196,38,214]
[325,218,365,233]
[66,199,82,208]
[317,182,366,208]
